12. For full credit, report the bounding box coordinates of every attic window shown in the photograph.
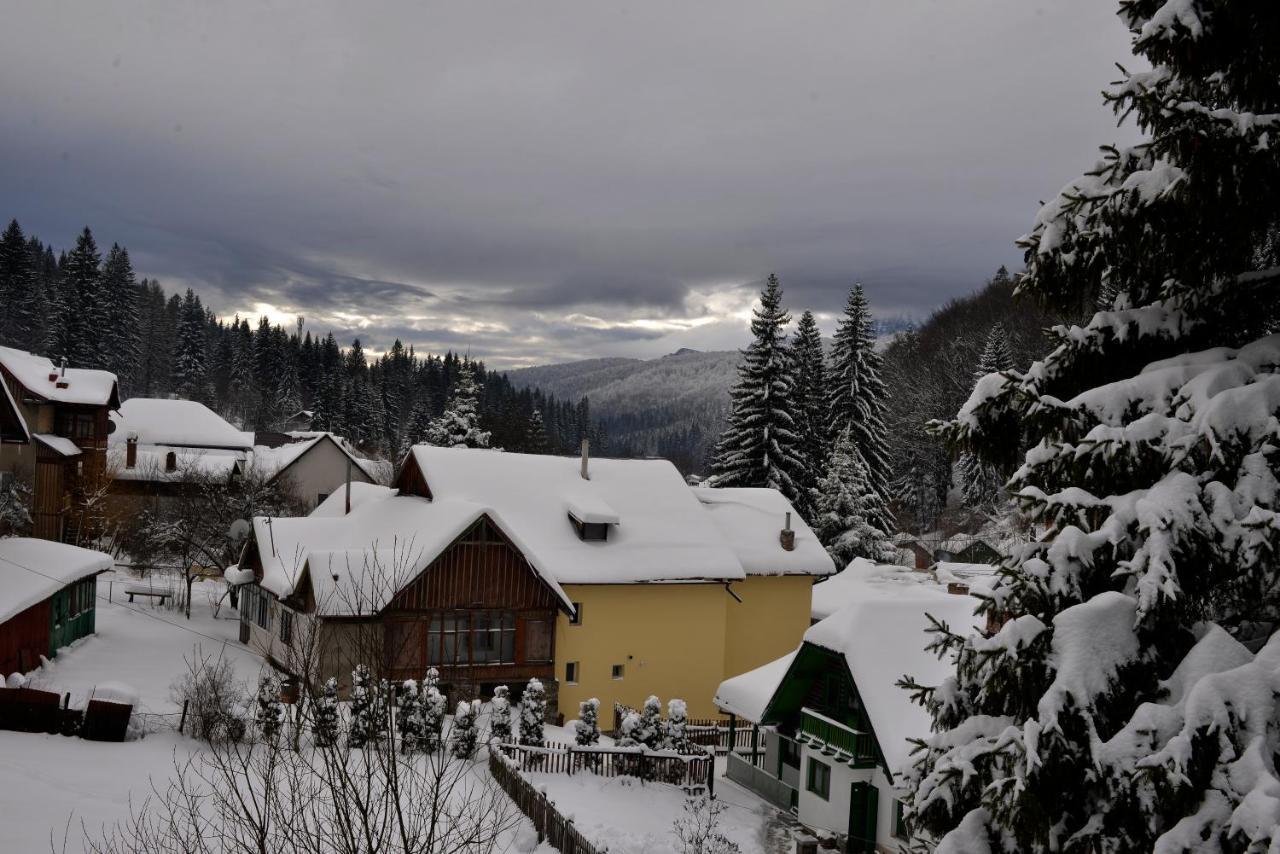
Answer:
[568,514,609,542]
[164,451,177,472]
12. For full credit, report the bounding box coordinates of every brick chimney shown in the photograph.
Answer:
[779,512,795,551]
[125,434,138,468]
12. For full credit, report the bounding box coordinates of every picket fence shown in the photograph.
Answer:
[489,750,607,854]
[494,739,714,795]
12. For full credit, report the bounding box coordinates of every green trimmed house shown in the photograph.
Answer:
[715,564,978,853]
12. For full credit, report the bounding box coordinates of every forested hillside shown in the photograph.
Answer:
[508,349,739,473]
[0,220,604,459]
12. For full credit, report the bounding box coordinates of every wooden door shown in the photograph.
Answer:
[48,591,65,655]
[847,781,878,854]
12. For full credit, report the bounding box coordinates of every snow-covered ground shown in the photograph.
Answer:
[521,770,788,854]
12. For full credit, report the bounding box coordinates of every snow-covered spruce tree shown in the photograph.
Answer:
[825,284,893,534]
[397,679,421,753]
[905,5,1280,851]
[489,685,514,744]
[574,697,601,746]
[173,288,212,403]
[519,678,546,746]
[526,408,551,454]
[347,664,375,749]
[423,666,440,692]
[451,699,480,760]
[420,685,447,753]
[312,676,339,748]
[957,322,1016,513]
[813,427,893,565]
[710,275,808,507]
[99,243,141,390]
[790,310,828,523]
[620,695,664,750]
[254,673,284,743]
[46,227,102,366]
[427,362,492,449]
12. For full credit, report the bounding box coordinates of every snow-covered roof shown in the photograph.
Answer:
[251,434,390,484]
[810,558,943,622]
[694,487,833,576]
[34,434,82,458]
[251,447,832,616]
[0,538,112,624]
[806,591,980,776]
[109,445,247,482]
[406,446,753,585]
[110,398,253,450]
[714,650,797,721]
[0,347,119,407]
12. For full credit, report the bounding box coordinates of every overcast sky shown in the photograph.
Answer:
[0,1,1137,368]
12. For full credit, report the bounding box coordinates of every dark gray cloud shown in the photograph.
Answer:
[0,1,1137,367]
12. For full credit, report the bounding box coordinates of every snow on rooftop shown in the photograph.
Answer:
[0,346,118,407]
[310,482,395,517]
[714,649,797,721]
[804,589,980,777]
[109,444,246,481]
[34,434,82,458]
[810,558,945,622]
[0,375,28,442]
[251,434,391,484]
[693,486,834,576]
[0,538,112,625]
[110,398,253,449]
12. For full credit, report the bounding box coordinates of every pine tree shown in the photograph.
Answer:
[790,310,827,523]
[518,678,546,746]
[957,323,1015,512]
[573,698,601,747]
[254,672,284,742]
[420,685,446,753]
[0,220,39,350]
[450,699,480,759]
[312,676,340,747]
[489,685,513,744]
[813,428,892,566]
[905,5,1280,851]
[710,275,807,506]
[173,289,211,402]
[426,362,492,448]
[46,227,102,366]
[825,284,893,534]
[525,408,551,454]
[99,244,141,389]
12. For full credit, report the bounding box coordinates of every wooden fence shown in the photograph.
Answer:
[0,687,133,741]
[495,739,714,795]
[489,750,607,854]
[687,718,755,753]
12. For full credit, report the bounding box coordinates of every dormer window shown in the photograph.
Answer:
[569,514,609,541]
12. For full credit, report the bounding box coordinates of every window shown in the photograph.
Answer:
[165,451,177,472]
[569,603,582,625]
[426,611,517,666]
[56,412,96,440]
[565,661,579,684]
[806,758,831,800]
[568,514,609,541]
[525,618,553,663]
[279,609,293,645]
[893,799,908,839]
[250,587,271,631]
[611,664,625,680]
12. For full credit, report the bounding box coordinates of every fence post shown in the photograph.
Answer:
[567,745,574,775]
[707,755,715,799]
[178,699,189,735]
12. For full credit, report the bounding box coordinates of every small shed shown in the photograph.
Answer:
[0,538,112,674]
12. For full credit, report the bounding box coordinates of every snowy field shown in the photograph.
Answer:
[521,771,787,854]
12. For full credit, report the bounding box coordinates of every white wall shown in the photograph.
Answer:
[794,743,905,851]
[281,440,373,512]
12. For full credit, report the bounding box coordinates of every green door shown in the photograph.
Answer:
[848,782,878,853]
[49,590,66,655]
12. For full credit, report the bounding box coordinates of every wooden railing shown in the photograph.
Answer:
[798,708,878,767]
[494,739,714,794]
[489,751,605,854]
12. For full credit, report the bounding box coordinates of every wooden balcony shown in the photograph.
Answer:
[797,707,878,768]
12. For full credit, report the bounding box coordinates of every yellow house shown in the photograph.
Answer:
[240,445,833,721]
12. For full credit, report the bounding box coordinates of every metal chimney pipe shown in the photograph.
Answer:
[580,439,590,480]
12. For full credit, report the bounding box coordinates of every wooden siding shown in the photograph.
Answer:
[0,599,51,674]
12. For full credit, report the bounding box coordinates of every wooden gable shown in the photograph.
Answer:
[395,450,432,499]
[387,515,563,613]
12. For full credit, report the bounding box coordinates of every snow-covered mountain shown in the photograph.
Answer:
[507,349,739,473]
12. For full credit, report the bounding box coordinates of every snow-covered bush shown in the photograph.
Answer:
[573,698,600,747]
[422,666,439,692]
[622,695,663,750]
[420,686,446,753]
[672,795,740,854]
[518,678,546,746]
[489,685,513,744]
[312,676,339,748]
[397,679,421,753]
[170,652,245,744]
[347,664,376,748]
[451,700,479,760]
[254,672,284,742]
[663,698,688,752]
